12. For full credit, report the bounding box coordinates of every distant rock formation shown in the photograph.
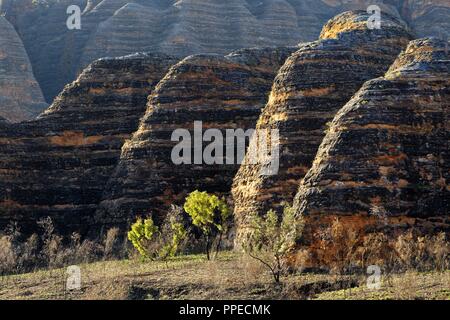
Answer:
[0,16,47,122]
[294,38,450,238]
[3,0,98,101]
[0,53,177,234]
[96,46,297,226]
[3,0,448,102]
[401,0,450,39]
[232,11,413,242]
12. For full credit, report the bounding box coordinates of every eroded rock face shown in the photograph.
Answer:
[232,11,413,242]
[5,0,448,102]
[0,53,177,234]
[293,38,450,237]
[0,16,47,122]
[96,47,297,226]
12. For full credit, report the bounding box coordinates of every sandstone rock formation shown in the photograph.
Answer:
[232,11,413,241]
[0,16,47,122]
[4,0,448,103]
[293,38,450,237]
[0,53,177,234]
[96,46,297,226]
[0,3,447,239]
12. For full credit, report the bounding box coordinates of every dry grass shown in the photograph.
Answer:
[0,252,448,300]
[315,271,450,300]
[1,216,448,300]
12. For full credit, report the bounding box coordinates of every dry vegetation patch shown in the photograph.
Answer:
[1,252,448,300]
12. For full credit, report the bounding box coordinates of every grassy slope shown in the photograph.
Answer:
[0,252,448,300]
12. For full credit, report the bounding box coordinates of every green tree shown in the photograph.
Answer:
[243,205,304,283]
[183,191,230,260]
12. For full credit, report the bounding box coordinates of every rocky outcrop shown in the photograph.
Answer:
[96,46,297,226]
[0,53,177,234]
[0,16,47,122]
[232,11,413,241]
[5,0,448,103]
[293,38,450,237]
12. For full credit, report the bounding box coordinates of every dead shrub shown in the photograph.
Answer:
[429,232,449,271]
[17,234,40,271]
[395,231,449,272]
[103,228,120,260]
[0,218,130,275]
[313,218,360,274]
[359,232,398,272]
[304,218,449,275]
[74,239,103,264]
[0,236,18,275]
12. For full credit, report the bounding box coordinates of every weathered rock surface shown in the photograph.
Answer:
[232,11,413,241]
[0,53,177,233]
[0,16,47,122]
[96,46,297,226]
[4,0,448,102]
[293,38,450,237]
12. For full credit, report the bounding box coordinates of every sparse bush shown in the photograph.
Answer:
[243,204,304,283]
[159,217,188,260]
[184,191,230,260]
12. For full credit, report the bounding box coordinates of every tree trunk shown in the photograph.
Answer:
[214,232,223,259]
[205,235,211,260]
[273,271,280,284]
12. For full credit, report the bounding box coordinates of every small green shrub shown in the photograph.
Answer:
[127,218,159,259]
[243,204,304,283]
